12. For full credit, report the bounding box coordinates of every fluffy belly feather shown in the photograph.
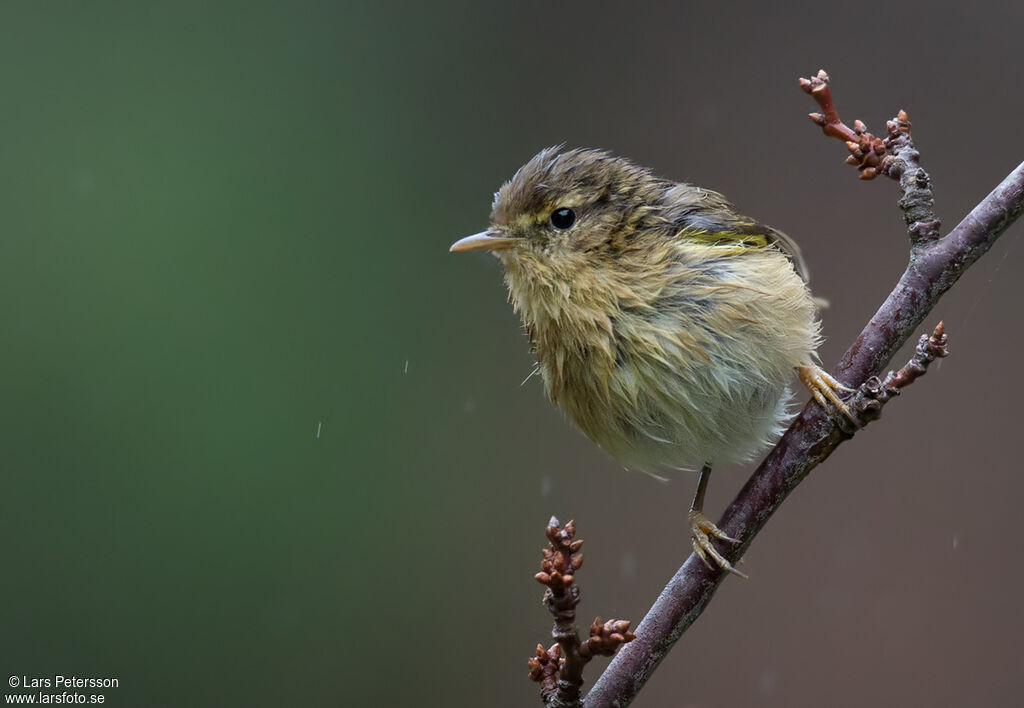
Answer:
[553,344,796,475]
[524,248,819,476]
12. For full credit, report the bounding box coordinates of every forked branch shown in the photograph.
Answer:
[530,518,635,707]
[582,70,1024,707]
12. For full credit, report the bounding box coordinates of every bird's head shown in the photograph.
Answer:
[450,147,671,273]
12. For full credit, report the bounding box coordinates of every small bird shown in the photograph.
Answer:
[451,147,853,576]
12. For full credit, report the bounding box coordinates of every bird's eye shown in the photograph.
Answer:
[549,207,576,230]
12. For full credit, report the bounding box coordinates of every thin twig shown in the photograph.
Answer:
[529,518,635,707]
[851,321,949,425]
[801,69,941,243]
[584,72,1024,707]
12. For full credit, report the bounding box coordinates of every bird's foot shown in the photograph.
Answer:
[798,364,859,432]
[688,510,747,578]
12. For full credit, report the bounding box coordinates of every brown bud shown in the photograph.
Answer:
[798,77,812,91]
[897,109,908,122]
[808,112,826,126]
[845,141,860,154]
[859,167,878,180]
[845,155,859,165]
[853,119,867,133]
[569,540,583,552]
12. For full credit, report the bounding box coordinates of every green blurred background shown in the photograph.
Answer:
[1,1,1022,706]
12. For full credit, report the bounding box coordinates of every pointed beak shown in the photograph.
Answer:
[449,229,517,253]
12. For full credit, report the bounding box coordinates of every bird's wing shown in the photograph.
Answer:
[675,219,809,281]
[668,188,810,281]
[733,221,808,282]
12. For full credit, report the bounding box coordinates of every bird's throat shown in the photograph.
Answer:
[500,252,620,403]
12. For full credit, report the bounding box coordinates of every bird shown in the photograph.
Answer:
[450,146,854,576]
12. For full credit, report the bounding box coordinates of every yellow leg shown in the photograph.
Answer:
[688,465,747,578]
[798,363,858,429]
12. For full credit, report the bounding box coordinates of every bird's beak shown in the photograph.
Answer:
[449,229,517,253]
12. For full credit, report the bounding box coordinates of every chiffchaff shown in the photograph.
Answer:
[451,147,853,576]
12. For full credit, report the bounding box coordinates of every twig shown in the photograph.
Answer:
[801,69,941,243]
[584,72,1024,707]
[851,321,949,426]
[529,518,635,707]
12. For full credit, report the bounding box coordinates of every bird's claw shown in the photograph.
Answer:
[688,510,747,578]
[798,364,859,432]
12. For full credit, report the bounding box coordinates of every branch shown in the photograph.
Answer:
[584,72,1024,707]
[801,69,940,243]
[529,518,635,707]
[851,321,949,425]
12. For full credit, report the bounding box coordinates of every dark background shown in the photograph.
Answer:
[1,2,1022,706]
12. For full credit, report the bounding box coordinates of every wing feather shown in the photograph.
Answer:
[669,189,809,280]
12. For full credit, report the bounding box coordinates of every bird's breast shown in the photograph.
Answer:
[507,246,820,473]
